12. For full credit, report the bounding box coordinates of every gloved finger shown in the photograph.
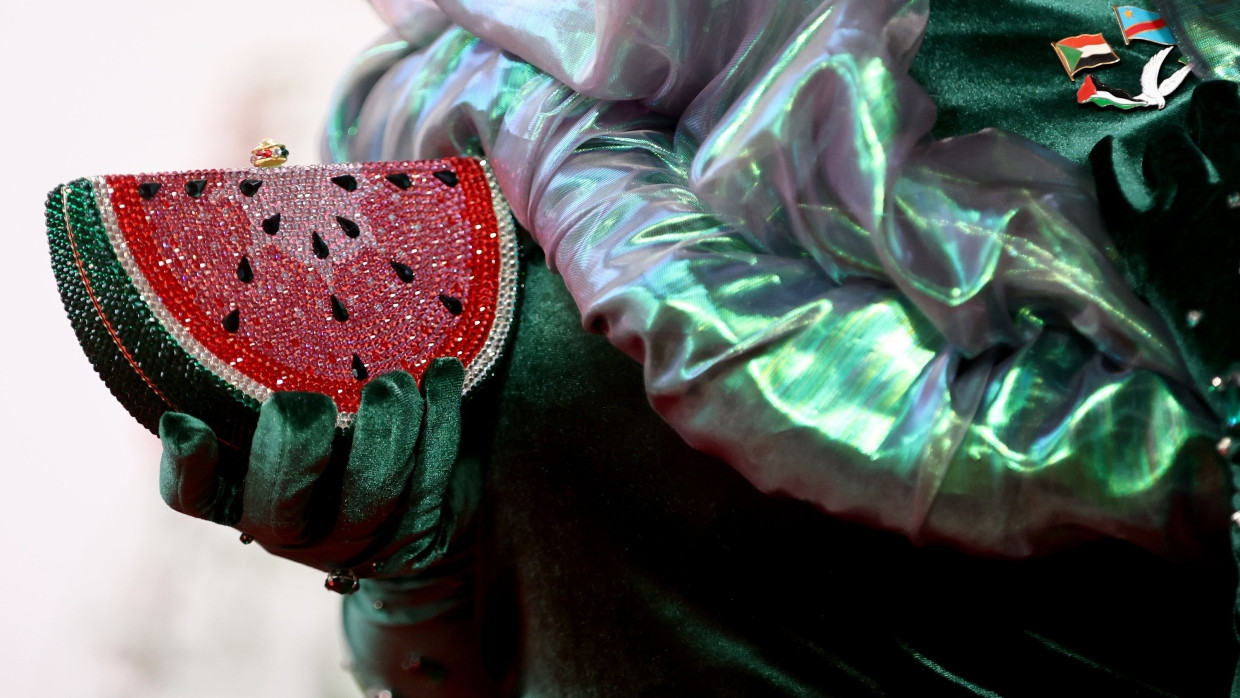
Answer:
[158,412,228,521]
[334,370,426,545]
[391,357,465,569]
[415,358,465,501]
[1142,129,1211,213]
[1187,80,1240,176]
[239,391,338,546]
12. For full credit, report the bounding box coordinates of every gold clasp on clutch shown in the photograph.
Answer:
[250,139,289,168]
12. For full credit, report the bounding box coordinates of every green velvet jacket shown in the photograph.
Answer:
[469,249,1236,695]
[326,1,1240,695]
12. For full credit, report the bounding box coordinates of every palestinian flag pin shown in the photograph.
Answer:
[1051,33,1120,80]
[1076,75,1145,109]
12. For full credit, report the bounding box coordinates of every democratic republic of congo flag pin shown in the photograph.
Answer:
[1114,6,1177,46]
[1052,33,1120,80]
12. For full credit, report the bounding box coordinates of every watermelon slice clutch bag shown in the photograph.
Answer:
[47,157,518,449]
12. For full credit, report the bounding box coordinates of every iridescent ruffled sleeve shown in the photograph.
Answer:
[324,0,1230,556]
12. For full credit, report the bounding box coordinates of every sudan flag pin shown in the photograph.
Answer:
[1051,33,1120,80]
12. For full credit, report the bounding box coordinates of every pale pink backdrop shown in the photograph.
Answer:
[0,2,386,695]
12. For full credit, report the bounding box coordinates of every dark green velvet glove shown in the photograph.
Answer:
[158,357,478,584]
[160,357,500,695]
[1091,80,1240,430]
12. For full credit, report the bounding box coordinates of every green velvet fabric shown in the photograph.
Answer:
[911,0,1197,190]
[158,358,475,577]
[156,2,1240,693]
[1088,79,1240,696]
[341,323,506,696]
[462,244,1235,695]
[1090,80,1240,428]
[165,228,1237,697]
[913,6,1240,694]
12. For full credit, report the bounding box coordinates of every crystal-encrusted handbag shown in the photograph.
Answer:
[47,149,518,448]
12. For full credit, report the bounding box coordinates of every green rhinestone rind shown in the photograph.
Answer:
[47,181,173,437]
[47,179,261,449]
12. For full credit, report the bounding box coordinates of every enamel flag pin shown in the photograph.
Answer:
[1076,75,1145,109]
[1113,6,1177,45]
[1077,46,1192,109]
[1052,33,1121,80]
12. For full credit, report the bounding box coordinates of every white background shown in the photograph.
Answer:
[0,2,387,695]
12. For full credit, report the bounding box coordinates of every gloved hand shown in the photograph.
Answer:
[1091,80,1240,430]
[157,357,477,589]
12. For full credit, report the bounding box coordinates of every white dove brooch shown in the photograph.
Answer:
[1077,46,1193,110]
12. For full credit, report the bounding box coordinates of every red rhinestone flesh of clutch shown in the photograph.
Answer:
[47,159,518,446]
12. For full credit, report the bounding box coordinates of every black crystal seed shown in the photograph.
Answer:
[262,212,281,235]
[331,174,358,192]
[386,173,413,189]
[222,308,240,333]
[313,232,330,259]
[433,169,459,187]
[337,216,360,238]
[236,256,253,283]
[185,179,208,198]
[239,533,254,545]
[390,260,414,283]
[239,179,263,197]
[137,182,161,200]
[331,294,349,322]
[438,294,463,315]
[351,354,369,381]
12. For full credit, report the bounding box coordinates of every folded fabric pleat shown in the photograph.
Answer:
[321,0,1231,557]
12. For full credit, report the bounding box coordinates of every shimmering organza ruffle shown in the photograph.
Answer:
[1157,0,1240,81]
[324,0,1230,557]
